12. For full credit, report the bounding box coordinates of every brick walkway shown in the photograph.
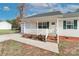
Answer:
[0,33,59,53]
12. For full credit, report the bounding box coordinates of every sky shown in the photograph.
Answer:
[0,3,79,20]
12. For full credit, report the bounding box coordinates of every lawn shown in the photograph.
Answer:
[0,40,58,56]
[59,39,79,56]
[0,30,17,35]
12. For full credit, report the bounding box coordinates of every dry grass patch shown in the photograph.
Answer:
[0,40,58,56]
[59,39,79,56]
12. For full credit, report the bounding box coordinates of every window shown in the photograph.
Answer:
[66,20,74,29]
[63,20,77,29]
[38,22,49,29]
[51,22,55,25]
[38,23,42,28]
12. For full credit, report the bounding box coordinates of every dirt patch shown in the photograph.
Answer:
[59,39,79,56]
[0,40,58,56]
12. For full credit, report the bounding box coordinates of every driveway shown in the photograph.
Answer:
[0,33,59,53]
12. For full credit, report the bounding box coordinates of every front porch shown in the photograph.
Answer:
[21,17,59,43]
[22,29,57,43]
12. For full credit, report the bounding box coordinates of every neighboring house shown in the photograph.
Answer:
[20,11,79,43]
[0,21,12,30]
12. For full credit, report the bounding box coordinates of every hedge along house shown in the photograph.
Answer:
[20,11,79,43]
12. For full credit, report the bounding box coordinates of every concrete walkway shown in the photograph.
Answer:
[0,33,59,53]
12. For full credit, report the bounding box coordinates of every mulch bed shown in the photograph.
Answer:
[23,34,57,42]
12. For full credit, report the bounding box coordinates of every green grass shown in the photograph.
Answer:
[0,30,17,35]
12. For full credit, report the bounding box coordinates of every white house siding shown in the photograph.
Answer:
[21,15,58,35]
[21,22,37,34]
[20,23,24,33]
[49,20,57,35]
[58,17,79,37]
[0,22,12,30]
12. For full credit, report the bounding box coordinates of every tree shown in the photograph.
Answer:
[76,9,79,12]
[16,4,30,32]
[16,3,29,32]
[17,3,25,19]
[13,4,26,32]
[16,3,31,23]
[6,19,19,30]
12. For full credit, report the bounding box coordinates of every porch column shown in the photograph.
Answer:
[20,22,23,33]
[56,19,59,44]
[45,29,48,41]
[23,22,26,33]
[36,21,38,35]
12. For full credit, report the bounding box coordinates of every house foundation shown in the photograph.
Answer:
[59,36,79,41]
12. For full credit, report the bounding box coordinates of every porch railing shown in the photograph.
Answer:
[24,29,56,36]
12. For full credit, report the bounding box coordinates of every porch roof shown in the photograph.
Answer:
[21,11,79,22]
[26,12,79,18]
[23,11,62,19]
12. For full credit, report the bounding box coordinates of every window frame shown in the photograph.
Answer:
[66,20,74,29]
[63,20,77,29]
[38,22,49,29]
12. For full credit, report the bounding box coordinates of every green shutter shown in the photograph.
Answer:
[74,20,77,29]
[63,21,66,29]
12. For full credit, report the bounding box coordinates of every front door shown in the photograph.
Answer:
[51,22,56,35]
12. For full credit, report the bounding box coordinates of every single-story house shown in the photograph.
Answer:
[20,11,79,43]
[0,21,12,30]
